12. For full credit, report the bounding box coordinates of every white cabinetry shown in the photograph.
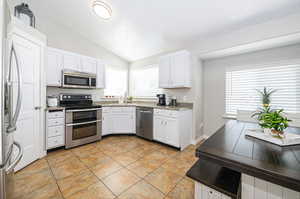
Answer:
[96,60,105,88]
[63,51,81,71]
[159,50,191,88]
[195,182,231,199]
[154,109,192,150]
[46,47,106,88]
[242,174,300,199]
[81,56,97,74]
[46,110,65,149]
[102,107,136,135]
[46,48,63,86]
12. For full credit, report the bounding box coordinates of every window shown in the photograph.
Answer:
[104,66,127,96]
[225,64,300,115]
[130,65,161,97]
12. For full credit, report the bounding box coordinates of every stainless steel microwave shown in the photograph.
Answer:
[62,70,97,89]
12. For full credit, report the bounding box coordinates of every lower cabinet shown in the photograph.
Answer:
[102,107,136,135]
[195,182,232,199]
[46,109,65,149]
[154,109,192,150]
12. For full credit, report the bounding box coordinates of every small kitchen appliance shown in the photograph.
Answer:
[156,94,166,106]
[47,96,58,107]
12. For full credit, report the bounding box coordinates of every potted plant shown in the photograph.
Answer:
[256,87,277,108]
[260,109,291,138]
[252,87,277,132]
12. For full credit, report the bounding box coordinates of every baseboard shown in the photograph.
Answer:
[192,136,205,145]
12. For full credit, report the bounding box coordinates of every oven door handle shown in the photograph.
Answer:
[66,120,102,127]
[66,108,102,113]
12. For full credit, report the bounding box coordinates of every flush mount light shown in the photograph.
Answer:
[92,1,112,20]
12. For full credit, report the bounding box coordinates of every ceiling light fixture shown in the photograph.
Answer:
[92,1,112,20]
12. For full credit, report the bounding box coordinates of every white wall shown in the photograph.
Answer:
[189,13,300,57]
[202,43,300,138]
[32,17,129,100]
[130,53,204,142]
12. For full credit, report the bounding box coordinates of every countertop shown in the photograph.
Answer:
[45,106,65,111]
[45,102,193,111]
[94,101,193,111]
[195,120,300,192]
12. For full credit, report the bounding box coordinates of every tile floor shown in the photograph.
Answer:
[12,135,203,199]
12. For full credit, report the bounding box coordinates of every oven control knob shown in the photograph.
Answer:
[68,96,71,98]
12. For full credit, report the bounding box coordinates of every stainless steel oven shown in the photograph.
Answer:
[62,70,97,89]
[65,108,102,148]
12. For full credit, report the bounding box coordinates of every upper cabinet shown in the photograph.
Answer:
[81,56,97,74]
[96,60,105,88]
[63,52,81,71]
[159,50,192,88]
[46,47,106,88]
[46,48,63,87]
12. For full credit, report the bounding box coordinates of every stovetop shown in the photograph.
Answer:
[60,104,102,110]
[59,94,101,110]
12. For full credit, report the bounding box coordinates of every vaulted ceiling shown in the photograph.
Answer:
[10,0,300,61]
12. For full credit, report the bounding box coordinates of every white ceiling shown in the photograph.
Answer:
[12,0,300,61]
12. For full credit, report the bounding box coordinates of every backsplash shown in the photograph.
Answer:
[46,87,104,101]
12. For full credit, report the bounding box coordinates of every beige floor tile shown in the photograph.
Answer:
[50,157,88,180]
[118,180,165,199]
[167,178,194,199]
[161,158,192,176]
[15,183,63,199]
[174,151,197,165]
[57,170,99,198]
[158,147,179,157]
[12,169,56,198]
[126,158,161,178]
[130,146,155,158]
[102,168,140,196]
[143,151,169,163]
[15,158,49,176]
[71,143,100,158]
[90,158,123,179]
[112,151,141,166]
[144,168,183,194]
[79,151,111,167]
[46,150,75,166]
[66,182,115,199]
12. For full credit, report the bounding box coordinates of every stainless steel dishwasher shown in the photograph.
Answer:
[136,107,153,140]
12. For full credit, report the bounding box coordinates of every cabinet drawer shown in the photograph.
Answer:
[48,118,65,127]
[102,107,111,113]
[48,126,64,137]
[154,109,178,118]
[47,136,64,149]
[48,111,64,119]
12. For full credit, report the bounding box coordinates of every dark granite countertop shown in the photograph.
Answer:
[195,120,300,192]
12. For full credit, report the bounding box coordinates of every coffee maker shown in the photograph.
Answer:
[156,94,166,106]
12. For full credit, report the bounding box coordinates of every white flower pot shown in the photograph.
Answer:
[263,128,272,135]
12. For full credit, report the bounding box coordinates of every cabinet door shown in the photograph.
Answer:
[46,48,63,86]
[164,118,180,147]
[81,57,97,74]
[158,56,171,88]
[63,52,81,71]
[97,60,105,88]
[170,52,188,87]
[154,116,165,143]
[112,113,134,133]
[102,112,112,136]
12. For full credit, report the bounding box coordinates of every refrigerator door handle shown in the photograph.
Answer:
[5,141,23,173]
[7,43,22,133]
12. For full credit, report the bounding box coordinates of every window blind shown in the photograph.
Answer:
[130,65,161,97]
[104,66,128,96]
[225,65,300,115]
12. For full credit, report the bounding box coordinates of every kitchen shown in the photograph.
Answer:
[1,0,300,199]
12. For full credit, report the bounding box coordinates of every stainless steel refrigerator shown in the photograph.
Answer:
[0,0,23,198]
